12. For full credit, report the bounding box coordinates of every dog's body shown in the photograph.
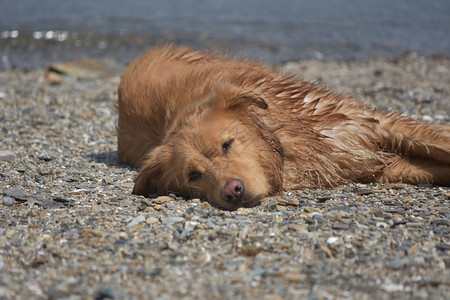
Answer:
[118,46,450,209]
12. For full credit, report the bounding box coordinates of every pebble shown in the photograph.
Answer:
[331,222,349,230]
[376,222,389,228]
[153,196,173,204]
[161,216,185,225]
[266,199,278,211]
[430,218,449,226]
[4,188,28,201]
[0,150,15,162]
[312,214,326,224]
[382,282,404,293]
[127,215,146,227]
[387,259,404,270]
[2,196,15,206]
[326,237,339,244]
[94,286,127,299]
[145,217,159,224]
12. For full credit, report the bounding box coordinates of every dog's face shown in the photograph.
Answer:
[132,84,284,210]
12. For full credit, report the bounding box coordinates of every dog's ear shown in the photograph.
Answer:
[226,91,268,111]
[132,145,171,197]
[211,84,268,112]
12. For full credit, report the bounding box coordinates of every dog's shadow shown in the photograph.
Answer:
[85,151,136,171]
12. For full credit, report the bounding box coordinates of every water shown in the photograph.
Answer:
[1,0,449,69]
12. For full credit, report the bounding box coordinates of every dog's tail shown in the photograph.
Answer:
[374,111,450,186]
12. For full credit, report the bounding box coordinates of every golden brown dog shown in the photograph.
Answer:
[117,46,450,210]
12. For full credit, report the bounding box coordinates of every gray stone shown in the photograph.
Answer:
[2,196,15,206]
[4,188,28,201]
[0,150,14,163]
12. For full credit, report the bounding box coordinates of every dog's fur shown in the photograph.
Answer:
[118,46,450,209]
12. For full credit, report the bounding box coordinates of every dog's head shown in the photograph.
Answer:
[132,84,284,210]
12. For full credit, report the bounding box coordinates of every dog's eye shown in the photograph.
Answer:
[188,171,202,182]
[222,138,235,155]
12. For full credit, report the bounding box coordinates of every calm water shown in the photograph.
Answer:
[1,0,449,69]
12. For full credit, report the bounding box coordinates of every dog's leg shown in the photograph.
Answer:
[380,156,450,186]
[374,118,450,186]
[373,111,450,156]
[379,130,450,164]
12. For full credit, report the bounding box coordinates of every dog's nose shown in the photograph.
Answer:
[221,179,245,204]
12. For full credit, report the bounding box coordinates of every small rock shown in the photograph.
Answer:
[316,196,332,203]
[2,196,15,206]
[127,215,146,227]
[408,244,419,255]
[353,188,373,195]
[146,217,159,225]
[316,246,334,258]
[161,216,185,225]
[384,183,406,190]
[153,196,173,204]
[376,222,389,228]
[83,229,104,238]
[326,236,339,244]
[4,188,28,201]
[266,199,278,211]
[421,115,433,122]
[48,59,112,79]
[0,150,15,162]
[382,282,404,292]
[45,70,62,84]
[417,183,433,188]
[387,258,404,270]
[331,222,349,230]
[312,214,326,224]
[94,286,126,299]
[168,193,178,199]
[198,202,214,210]
[190,198,201,203]
[430,218,450,226]
[30,196,63,209]
[436,243,450,251]
[276,197,300,207]
[239,246,263,256]
[236,207,250,215]
[53,197,73,206]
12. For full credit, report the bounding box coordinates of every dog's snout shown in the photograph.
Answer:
[221,179,245,203]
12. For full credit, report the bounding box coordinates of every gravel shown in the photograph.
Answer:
[0,52,449,299]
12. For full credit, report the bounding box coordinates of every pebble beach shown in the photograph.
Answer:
[0,52,449,299]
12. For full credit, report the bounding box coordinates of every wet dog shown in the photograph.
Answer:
[117,46,450,209]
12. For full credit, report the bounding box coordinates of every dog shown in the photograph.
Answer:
[117,46,450,210]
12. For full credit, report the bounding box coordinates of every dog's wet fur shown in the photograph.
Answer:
[118,46,450,210]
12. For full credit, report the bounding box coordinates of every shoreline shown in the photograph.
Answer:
[2,32,450,71]
[0,52,449,299]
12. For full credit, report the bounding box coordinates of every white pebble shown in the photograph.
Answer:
[376,222,388,228]
[326,236,339,244]
[421,115,433,122]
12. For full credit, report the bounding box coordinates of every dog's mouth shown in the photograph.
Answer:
[239,194,265,208]
[215,193,265,210]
